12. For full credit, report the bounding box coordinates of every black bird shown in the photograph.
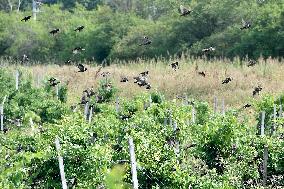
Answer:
[170,62,179,71]
[120,76,129,82]
[222,77,232,84]
[179,5,192,16]
[198,71,206,77]
[77,64,87,72]
[145,83,151,89]
[240,19,251,30]
[243,104,252,108]
[49,28,60,35]
[21,16,31,22]
[48,77,60,87]
[74,26,85,32]
[253,86,262,96]
[72,47,85,54]
[21,54,29,63]
[139,36,152,46]
[202,47,215,53]
[247,59,257,67]
[140,71,149,77]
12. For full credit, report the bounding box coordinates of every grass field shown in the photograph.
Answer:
[3,57,284,108]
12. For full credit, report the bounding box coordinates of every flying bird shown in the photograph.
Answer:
[120,76,129,82]
[179,5,192,16]
[202,47,215,53]
[222,77,232,84]
[74,26,85,32]
[243,104,252,108]
[139,36,151,46]
[170,62,179,71]
[139,71,149,77]
[253,86,262,96]
[50,28,60,36]
[247,59,257,67]
[21,16,31,22]
[72,47,85,54]
[48,77,60,87]
[198,71,206,77]
[240,19,251,30]
[77,64,87,72]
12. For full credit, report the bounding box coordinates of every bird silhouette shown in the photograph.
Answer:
[179,5,192,16]
[72,47,85,54]
[202,47,215,53]
[240,19,251,30]
[74,26,84,32]
[139,36,152,46]
[243,104,252,108]
[222,77,232,84]
[21,16,31,22]
[170,62,179,71]
[253,86,262,96]
[120,76,129,82]
[77,64,87,72]
[198,71,206,77]
[21,54,29,63]
[48,77,60,87]
[139,71,149,77]
[50,28,60,35]
[247,59,257,67]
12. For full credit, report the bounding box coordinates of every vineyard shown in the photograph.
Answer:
[0,66,283,189]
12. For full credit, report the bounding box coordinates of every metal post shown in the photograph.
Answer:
[261,111,265,136]
[128,137,138,189]
[55,137,68,189]
[88,106,93,124]
[191,106,196,124]
[84,102,89,121]
[263,145,268,186]
[0,105,3,131]
[214,97,218,113]
[15,70,19,90]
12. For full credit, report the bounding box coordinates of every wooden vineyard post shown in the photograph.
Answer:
[88,106,93,124]
[84,102,89,121]
[115,97,120,113]
[260,111,265,136]
[15,70,19,90]
[213,97,218,113]
[272,104,276,135]
[56,85,59,100]
[0,105,3,131]
[263,145,268,186]
[128,137,139,189]
[221,98,225,116]
[191,106,196,124]
[55,137,68,189]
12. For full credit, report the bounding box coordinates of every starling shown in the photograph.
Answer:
[21,54,29,63]
[48,77,60,87]
[49,28,60,35]
[139,36,152,46]
[120,76,129,82]
[74,26,85,32]
[179,5,192,16]
[202,47,215,53]
[243,104,252,108]
[253,86,262,96]
[240,19,251,30]
[77,64,87,72]
[222,77,232,84]
[198,71,206,77]
[170,62,179,71]
[21,16,31,22]
[72,47,85,54]
[247,59,257,67]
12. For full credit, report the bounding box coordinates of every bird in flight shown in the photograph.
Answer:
[139,36,152,46]
[222,77,232,84]
[50,29,60,36]
[202,47,215,53]
[170,62,179,71]
[74,26,85,32]
[179,5,192,16]
[77,64,87,72]
[48,77,60,87]
[198,71,206,77]
[243,104,252,108]
[21,16,31,22]
[72,47,85,54]
[240,19,251,30]
[247,59,257,67]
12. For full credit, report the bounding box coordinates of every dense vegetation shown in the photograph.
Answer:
[0,68,283,188]
[0,0,283,63]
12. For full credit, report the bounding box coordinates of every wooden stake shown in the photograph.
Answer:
[128,137,139,189]
[56,85,59,100]
[55,137,68,189]
[84,102,89,121]
[261,111,265,136]
[88,106,93,124]
[15,70,19,90]
[0,105,3,131]
[263,145,268,186]
[191,106,196,124]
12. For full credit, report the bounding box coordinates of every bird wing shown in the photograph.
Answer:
[180,5,190,14]
[78,64,84,70]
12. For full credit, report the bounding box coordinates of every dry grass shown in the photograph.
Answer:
[5,57,284,108]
